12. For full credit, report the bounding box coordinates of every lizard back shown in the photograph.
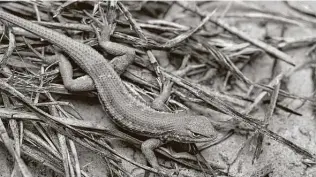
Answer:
[0,11,216,142]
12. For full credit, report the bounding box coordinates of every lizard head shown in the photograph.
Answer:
[186,116,217,142]
[169,116,217,143]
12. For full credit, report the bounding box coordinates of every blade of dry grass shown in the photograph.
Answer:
[162,69,315,160]
[0,117,33,177]
[2,93,23,177]
[69,141,80,177]
[53,1,77,18]
[24,129,61,159]
[285,1,316,17]
[0,22,31,176]
[161,10,216,48]
[177,2,295,66]
[0,78,173,176]
[58,133,70,177]
[221,12,305,26]
[202,41,253,85]
[252,81,281,163]
[0,25,15,65]
[117,2,164,84]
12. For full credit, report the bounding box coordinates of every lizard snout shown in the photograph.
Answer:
[186,116,218,142]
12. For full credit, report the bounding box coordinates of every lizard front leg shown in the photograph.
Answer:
[142,139,180,176]
[99,41,135,75]
[141,138,164,170]
[92,12,135,75]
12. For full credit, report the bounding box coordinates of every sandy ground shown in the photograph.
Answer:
[1,1,316,177]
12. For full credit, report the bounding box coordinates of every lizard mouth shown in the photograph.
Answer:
[190,136,218,143]
[170,134,218,143]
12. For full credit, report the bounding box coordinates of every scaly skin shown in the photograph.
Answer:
[0,11,217,142]
[0,10,217,170]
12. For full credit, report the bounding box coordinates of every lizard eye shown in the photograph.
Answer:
[191,132,201,137]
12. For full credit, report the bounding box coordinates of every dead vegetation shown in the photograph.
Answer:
[0,1,315,177]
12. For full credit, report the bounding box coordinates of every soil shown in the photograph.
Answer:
[0,1,316,177]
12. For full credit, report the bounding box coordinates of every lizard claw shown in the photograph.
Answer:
[99,18,113,42]
[83,10,113,42]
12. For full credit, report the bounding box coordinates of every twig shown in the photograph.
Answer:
[162,69,315,160]
[285,1,316,18]
[0,25,15,66]
[58,131,70,177]
[0,110,33,177]
[0,79,173,176]
[277,36,316,50]
[202,41,253,85]
[221,12,305,26]
[0,21,31,176]
[176,2,296,66]
[69,141,81,177]
[117,2,163,84]
[53,1,78,18]
[161,10,216,48]
[252,81,280,163]
[24,129,61,159]
[244,74,283,114]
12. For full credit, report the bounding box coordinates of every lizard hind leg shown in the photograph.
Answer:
[89,12,135,75]
[101,41,135,75]
[58,54,95,91]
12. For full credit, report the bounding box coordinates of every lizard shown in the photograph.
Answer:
[0,10,217,172]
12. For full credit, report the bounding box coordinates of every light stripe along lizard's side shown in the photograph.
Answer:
[0,10,217,170]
